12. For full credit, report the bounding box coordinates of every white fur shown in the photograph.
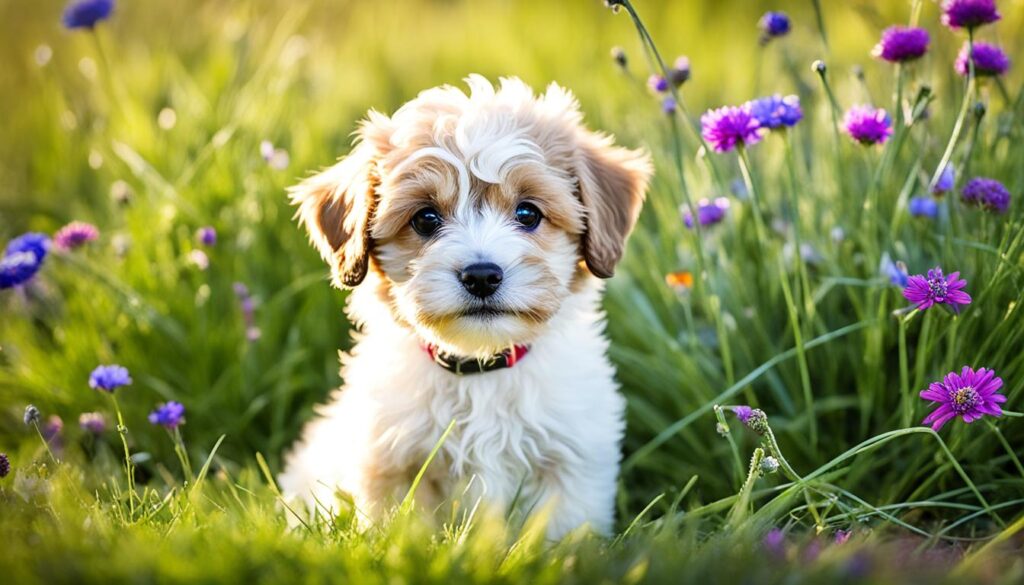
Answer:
[279,275,624,538]
[280,76,645,539]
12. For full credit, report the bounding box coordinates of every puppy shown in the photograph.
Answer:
[279,75,650,538]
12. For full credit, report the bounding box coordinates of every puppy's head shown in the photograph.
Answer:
[290,75,650,357]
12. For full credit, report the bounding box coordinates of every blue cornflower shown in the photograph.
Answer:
[759,12,791,42]
[880,255,909,288]
[62,0,114,29]
[909,196,939,218]
[1,233,50,289]
[89,365,132,393]
[746,94,803,130]
[148,401,186,429]
[933,165,955,195]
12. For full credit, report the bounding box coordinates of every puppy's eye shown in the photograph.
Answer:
[410,207,443,236]
[514,202,542,230]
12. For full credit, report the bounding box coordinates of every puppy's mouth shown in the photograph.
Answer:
[457,305,516,319]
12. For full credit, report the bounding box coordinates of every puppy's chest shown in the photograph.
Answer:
[381,371,584,489]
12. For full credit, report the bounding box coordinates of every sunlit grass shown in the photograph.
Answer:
[1,0,1023,582]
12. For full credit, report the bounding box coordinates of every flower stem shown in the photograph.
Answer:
[985,420,1024,480]
[714,405,746,487]
[782,133,815,323]
[738,146,816,449]
[898,315,911,428]
[170,427,194,482]
[809,0,829,53]
[32,422,59,465]
[110,394,137,520]
[727,447,765,527]
[928,30,976,193]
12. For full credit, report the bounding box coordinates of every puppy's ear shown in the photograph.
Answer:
[289,137,382,288]
[574,131,651,278]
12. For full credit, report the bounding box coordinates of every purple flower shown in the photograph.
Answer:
[955,42,1010,77]
[962,177,1011,213]
[43,415,63,442]
[79,412,108,435]
[933,165,955,195]
[661,96,677,115]
[196,226,217,247]
[746,94,803,130]
[920,366,1005,430]
[908,196,939,218]
[62,0,114,29]
[872,26,930,63]
[834,530,852,545]
[669,56,691,86]
[5,232,50,262]
[148,401,186,429]
[0,453,9,478]
[763,528,786,558]
[731,405,753,423]
[843,106,893,146]
[53,221,99,251]
[648,74,669,93]
[759,12,791,41]
[941,0,1000,30]
[89,364,132,393]
[1,251,45,289]
[902,267,971,312]
[701,105,764,153]
[2,232,51,288]
[683,197,731,228]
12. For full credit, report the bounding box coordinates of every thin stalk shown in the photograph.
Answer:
[928,29,976,192]
[171,427,194,482]
[899,315,911,427]
[110,394,137,519]
[985,420,1024,480]
[738,146,816,448]
[782,133,815,323]
[714,406,746,488]
[727,447,765,527]
[619,0,725,188]
[809,0,829,53]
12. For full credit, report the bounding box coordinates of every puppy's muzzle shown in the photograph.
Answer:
[459,262,503,298]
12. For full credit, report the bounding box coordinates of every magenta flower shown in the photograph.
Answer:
[872,26,930,63]
[962,177,1011,213]
[920,366,1005,430]
[53,221,99,251]
[701,105,764,153]
[955,42,1010,77]
[941,0,1000,30]
[902,267,971,312]
[843,106,892,146]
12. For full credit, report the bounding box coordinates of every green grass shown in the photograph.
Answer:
[2,0,1024,582]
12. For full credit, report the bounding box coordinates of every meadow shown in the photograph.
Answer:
[1,0,1023,582]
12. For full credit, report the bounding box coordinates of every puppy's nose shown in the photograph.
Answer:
[459,262,503,298]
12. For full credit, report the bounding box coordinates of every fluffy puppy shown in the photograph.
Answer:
[280,75,650,538]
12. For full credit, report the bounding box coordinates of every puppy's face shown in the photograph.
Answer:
[291,76,650,357]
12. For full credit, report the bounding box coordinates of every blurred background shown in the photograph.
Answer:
[1,0,1021,521]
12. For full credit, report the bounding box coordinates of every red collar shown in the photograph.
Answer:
[422,343,529,375]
